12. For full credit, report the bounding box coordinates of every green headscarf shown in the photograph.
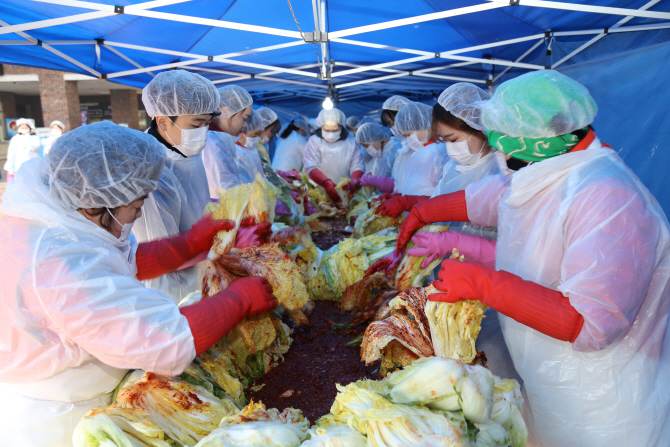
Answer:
[487,128,586,162]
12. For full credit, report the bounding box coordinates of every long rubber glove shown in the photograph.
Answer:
[136,214,235,281]
[408,231,497,269]
[396,191,469,252]
[309,168,341,203]
[365,248,406,276]
[360,174,395,193]
[376,195,429,218]
[343,170,365,196]
[430,260,584,343]
[180,277,278,355]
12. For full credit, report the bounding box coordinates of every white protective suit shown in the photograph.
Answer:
[392,140,446,196]
[364,137,401,177]
[133,147,210,303]
[235,141,266,183]
[272,131,307,171]
[303,133,366,182]
[203,130,244,199]
[465,138,670,446]
[3,132,41,174]
[0,160,195,446]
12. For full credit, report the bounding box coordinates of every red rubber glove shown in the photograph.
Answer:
[343,170,364,196]
[180,277,278,355]
[309,168,341,203]
[372,192,402,205]
[365,248,406,276]
[136,214,235,281]
[408,231,497,269]
[376,195,429,218]
[235,222,273,248]
[430,260,584,343]
[396,191,469,253]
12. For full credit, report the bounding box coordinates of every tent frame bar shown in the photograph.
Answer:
[485,0,670,21]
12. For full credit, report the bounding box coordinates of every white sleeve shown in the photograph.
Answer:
[349,142,366,174]
[133,167,183,242]
[303,135,321,174]
[464,174,510,227]
[203,132,243,196]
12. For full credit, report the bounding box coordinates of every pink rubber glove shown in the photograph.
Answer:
[275,199,292,216]
[235,222,273,248]
[408,231,497,269]
[360,174,395,193]
[278,170,301,182]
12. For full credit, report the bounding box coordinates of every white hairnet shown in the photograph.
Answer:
[290,115,310,134]
[346,116,361,128]
[49,120,65,130]
[438,83,490,132]
[395,102,433,135]
[218,85,253,119]
[16,118,35,130]
[256,107,279,129]
[382,95,411,111]
[358,116,378,126]
[47,121,166,210]
[356,122,392,145]
[317,108,346,126]
[481,70,597,138]
[244,110,264,133]
[142,70,220,118]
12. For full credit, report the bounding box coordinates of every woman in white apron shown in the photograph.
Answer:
[3,118,41,182]
[0,122,277,446]
[303,107,365,203]
[272,116,310,172]
[396,71,670,447]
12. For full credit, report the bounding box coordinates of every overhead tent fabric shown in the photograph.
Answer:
[0,0,669,211]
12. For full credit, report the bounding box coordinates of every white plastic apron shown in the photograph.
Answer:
[395,142,442,196]
[318,139,357,183]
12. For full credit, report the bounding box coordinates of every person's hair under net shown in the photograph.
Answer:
[437,83,490,132]
[256,107,279,130]
[142,70,220,118]
[395,102,433,135]
[317,108,346,126]
[47,121,166,210]
[382,95,411,111]
[280,115,310,139]
[243,110,264,133]
[356,122,393,145]
[218,85,253,119]
[346,116,361,128]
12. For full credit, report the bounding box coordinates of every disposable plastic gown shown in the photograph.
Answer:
[303,134,366,182]
[3,133,41,174]
[364,137,401,178]
[133,148,211,303]
[391,141,446,196]
[203,130,244,199]
[272,131,307,171]
[0,159,195,446]
[235,141,266,182]
[432,150,500,239]
[465,137,670,446]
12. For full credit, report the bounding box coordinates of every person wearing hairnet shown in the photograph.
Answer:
[134,70,221,303]
[3,118,41,182]
[303,107,365,203]
[346,115,361,134]
[381,95,411,139]
[355,122,400,183]
[235,109,267,182]
[256,106,281,161]
[272,115,310,172]
[0,122,277,446]
[397,71,670,446]
[42,120,65,155]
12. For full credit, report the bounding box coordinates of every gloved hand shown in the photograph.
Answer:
[376,195,429,218]
[429,260,584,343]
[360,174,395,193]
[235,222,273,248]
[372,192,401,205]
[408,231,497,269]
[365,248,406,276]
[180,277,278,355]
[136,214,235,281]
[277,170,301,182]
[290,190,303,204]
[275,199,292,216]
[343,170,364,196]
[309,168,341,203]
[396,191,469,252]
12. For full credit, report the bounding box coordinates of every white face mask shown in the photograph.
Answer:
[51,129,63,137]
[18,127,30,135]
[322,130,341,143]
[107,208,134,242]
[447,135,486,166]
[166,119,208,156]
[406,132,428,151]
[244,136,260,149]
[260,135,270,144]
[365,144,382,158]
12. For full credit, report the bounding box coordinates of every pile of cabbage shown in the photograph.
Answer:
[314,357,527,447]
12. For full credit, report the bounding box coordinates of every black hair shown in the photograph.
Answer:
[431,103,487,143]
[381,109,398,127]
[265,119,281,133]
[80,207,121,232]
[281,121,302,139]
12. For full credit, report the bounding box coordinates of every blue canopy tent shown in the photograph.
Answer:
[0,0,669,211]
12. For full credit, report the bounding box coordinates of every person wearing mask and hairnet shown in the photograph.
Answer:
[42,120,65,155]
[256,106,281,162]
[346,116,361,134]
[355,122,400,183]
[0,122,277,446]
[303,108,365,204]
[235,109,267,181]
[381,95,411,139]
[396,70,670,446]
[134,69,221,303]
[3,118,41,182]
[272,115,310,172]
